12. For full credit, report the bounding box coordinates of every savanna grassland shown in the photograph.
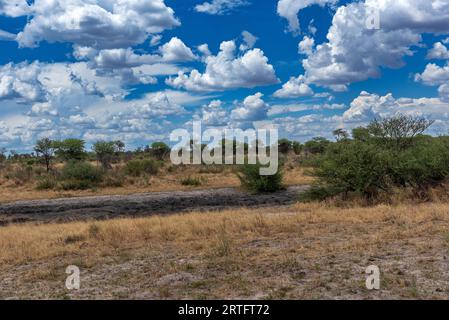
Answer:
[2,116,449,300]
[1,202,449,299]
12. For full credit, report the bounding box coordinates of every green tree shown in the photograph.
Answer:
[352,127,371,142]
[304,137,330,155]
[34,138,55,172]
[150,142,170,160]
[92,141,118,169]
[333,128,349,142]
[301,116,447,202]
[278,139,293,155]
[54,139,86,162]
[292,141,303,155]
[367,115,434,149]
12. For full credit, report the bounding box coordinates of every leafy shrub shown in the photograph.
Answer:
[36,176,57,190]
[101,172,125,188]
[302,116,449,202]
[59,161,103,190]
[59,180,96,191]
[237,163,284,193]
[299,185,344,202]
[292,141,303,155]
[123,159,161,177]
[61,161,103,182]
[304,137,330,155]
[181,177,202,186]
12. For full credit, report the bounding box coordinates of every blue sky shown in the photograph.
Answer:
[1,0,449,152]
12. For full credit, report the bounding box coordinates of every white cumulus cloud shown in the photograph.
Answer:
[8,0,180,49]
[277,0,337,33]
[166,40,279,92]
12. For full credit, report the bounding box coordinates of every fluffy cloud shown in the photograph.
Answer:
[78,37,195,69]
[197,100,229,126]
[5,0,180,49]
[273,75,313,98]
[277,0,337,33]
[0,61,127,106]
[343,91,449,127]
[195,0,249,15]
[158,37,197,62]
[0,62,45,102]
[166,40,278,92]
[298,0,449,90]
[416,62,449,102]
[427,42,449,60]
[29,102,59,117]
[415,63,449,86]
[298,36,315,55]
[268,90,449,142]
[231,92,269,122]
[72,37,195,85]
[0,0,30,17]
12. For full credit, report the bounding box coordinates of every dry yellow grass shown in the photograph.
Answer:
[0,165,313,203]
[1,201,449,299]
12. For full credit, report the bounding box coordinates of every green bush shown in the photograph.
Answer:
[123,159,161,177]
[59,180,95,191]
[238,163,284,193]
[36,176,57,190]
[180,177,202,186]
[302,117,449,202]
[59,161,103,190]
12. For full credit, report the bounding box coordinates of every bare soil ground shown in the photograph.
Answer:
[0,186,308,225]
[1,202,449,299]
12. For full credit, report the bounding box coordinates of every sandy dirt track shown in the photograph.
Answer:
[0,186,308,225]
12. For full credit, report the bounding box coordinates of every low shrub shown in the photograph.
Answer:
[59,161,103,190]
[237,163,284,193]
[36,176,57,190]
[61,161,103,182]
[101,172,125,188]
[123,159,161,177]
[180,177,202,186]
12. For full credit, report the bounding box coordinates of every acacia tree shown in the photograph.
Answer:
[34,138,55,172]
[54,139,86,162]
[368,115,434,149]
[151,142,170,161]
[93,141,118,169]
[333,129,349,142]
